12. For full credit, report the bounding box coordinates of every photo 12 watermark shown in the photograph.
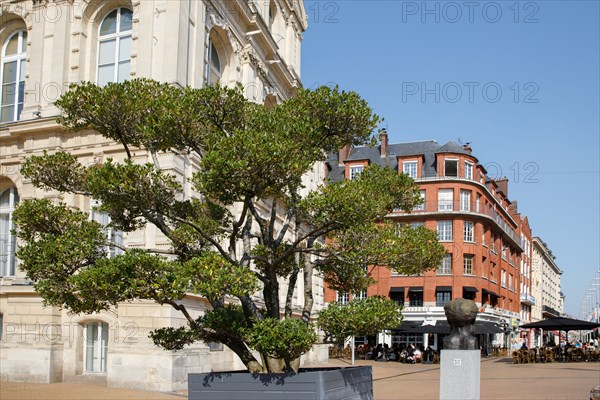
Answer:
[1,322,140,344]
[483,161,540,183]
[400,1,540,24]
[307,1,340,24]
[401,82,540,104]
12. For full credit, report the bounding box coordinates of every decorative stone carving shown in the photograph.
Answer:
[443,298,479,350]
[240,47,267,80]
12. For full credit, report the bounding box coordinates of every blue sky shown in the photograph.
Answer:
[301,0,600,317]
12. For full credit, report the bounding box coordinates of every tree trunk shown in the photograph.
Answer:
[224,338,265,373]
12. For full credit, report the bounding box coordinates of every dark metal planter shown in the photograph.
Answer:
[188,366,373,400]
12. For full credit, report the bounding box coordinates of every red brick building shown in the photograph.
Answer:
[324,135,533,351]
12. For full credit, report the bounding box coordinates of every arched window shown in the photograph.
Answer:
[1,31,27,123]
[207,39,221,85]
[0,186,19,276]
[97,8,132,86]
[84,321,108,373]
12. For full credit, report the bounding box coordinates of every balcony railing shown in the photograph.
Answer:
[520,293,536,306]
[393,200,524,250]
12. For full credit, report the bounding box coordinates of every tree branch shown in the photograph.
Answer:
[166,300,198,329]
[247,200,268,243]
[166,214,235,264]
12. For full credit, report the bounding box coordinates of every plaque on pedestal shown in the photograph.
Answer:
[439,349,480,400]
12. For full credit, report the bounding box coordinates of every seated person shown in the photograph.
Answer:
[388,345,399,361]
[372,343,384,360]
[413,348,422,362]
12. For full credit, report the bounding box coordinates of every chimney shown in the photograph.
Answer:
[496,177,509,196]
[463,142,472,154]
[380,128,388,158]
[338,145,350,166]
[509,201,518,213]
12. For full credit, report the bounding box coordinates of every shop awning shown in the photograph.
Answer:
[463,286,479,293]
[436,286,452,291]
[389,287,404,293]
[482,288,500,297]
[408,287,423,292]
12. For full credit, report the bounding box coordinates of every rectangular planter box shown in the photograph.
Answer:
[188,366,373,400]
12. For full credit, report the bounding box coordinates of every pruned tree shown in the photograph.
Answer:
[13,79,445,373]
[318,296,403,348]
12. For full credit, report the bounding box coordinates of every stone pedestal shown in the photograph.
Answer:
[439,350,480,400]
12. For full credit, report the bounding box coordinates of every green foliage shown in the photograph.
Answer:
[299,164,421,229]
[148,326,201,351]
[150,305,250,350]
[181,253,259,302]
[245,318,317,364]
[318,296,403,344]
[14,79,445,373]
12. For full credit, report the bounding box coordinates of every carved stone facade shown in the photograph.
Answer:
[0,0,326,392]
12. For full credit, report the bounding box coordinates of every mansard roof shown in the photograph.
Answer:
[327,140,474,182]
[436,141,472,156]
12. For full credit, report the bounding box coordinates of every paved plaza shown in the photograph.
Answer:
[1,357,598,399]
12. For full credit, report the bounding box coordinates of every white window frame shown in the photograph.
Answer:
[90,200,124,258]
[465,161,473,180]
[336,291,349,305]
[402,161,418,179]
[463,221,474,242]
[438,189,453,211]
[437,220,452,241]
[84,321,108,373]
[460,190,471,211]
[411,221,424,229]
[501,270,507,288]
[354,289,367,300]
[349,165,363,180]
[413,190,426,211]
[96,8,132,86]
[463,254,474,275]
[0,187,18,276]
[437,254,452,275]
[444,159,458,177]
[1,30,27,123]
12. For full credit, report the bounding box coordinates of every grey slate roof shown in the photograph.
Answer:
[327,140,474,182]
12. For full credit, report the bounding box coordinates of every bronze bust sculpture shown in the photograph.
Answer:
[443,298,479,350]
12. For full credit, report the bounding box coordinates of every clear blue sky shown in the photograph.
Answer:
[301,0,600,317]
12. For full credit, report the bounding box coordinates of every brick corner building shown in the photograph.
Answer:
[324,137,535,351]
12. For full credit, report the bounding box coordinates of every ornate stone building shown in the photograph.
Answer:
[0,0,325,392]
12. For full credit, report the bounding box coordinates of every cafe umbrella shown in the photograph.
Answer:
[520,316,600,345]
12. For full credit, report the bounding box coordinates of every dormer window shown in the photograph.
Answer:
[349,165,363,180]
[444,159,458,177]
[402,161,418,179]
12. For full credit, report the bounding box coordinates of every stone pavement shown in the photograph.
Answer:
[1,357,598,399]
[331,357,600,400]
